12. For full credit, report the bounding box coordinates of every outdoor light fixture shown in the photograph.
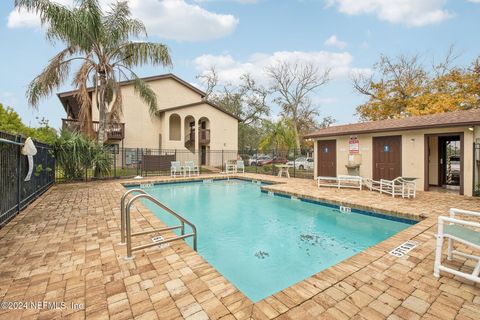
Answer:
[468,127,474,131]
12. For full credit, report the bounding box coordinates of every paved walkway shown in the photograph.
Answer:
[0,174,479,319]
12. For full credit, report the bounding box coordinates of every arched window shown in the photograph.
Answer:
[169,114,181,141]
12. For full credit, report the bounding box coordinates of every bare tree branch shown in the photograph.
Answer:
[266,60,330,148]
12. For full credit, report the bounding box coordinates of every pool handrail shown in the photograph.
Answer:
[120,189,147,245]
[122,192,197,259]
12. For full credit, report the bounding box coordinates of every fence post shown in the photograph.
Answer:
[16,136,21,213]
[141,148,145,177]
[272,150,275,176]
[122,148,124,169]
[222,150,224,172]
[255,149,258,174]
[113,148,117,179]
[293,149,296,178]
[136,148,139,176]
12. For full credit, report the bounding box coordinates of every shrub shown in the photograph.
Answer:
[52,130,111,180]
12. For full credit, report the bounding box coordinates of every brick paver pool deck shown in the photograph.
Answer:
[0,174,479,319]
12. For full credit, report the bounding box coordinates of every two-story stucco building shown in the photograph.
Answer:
[57,74,239,168]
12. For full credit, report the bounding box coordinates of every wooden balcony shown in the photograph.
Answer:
[199,129,210,144]
[62,119,125,141]
[184,129,210,148]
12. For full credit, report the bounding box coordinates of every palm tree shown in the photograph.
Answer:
[16,0,172,143]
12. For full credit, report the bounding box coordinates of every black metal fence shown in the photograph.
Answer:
[0,131,55,228]
[55,147,314,181]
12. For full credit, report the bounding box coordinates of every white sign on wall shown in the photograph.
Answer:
[349,135,359,154]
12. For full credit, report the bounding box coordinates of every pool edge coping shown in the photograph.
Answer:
[123,174,423,223]
[118,174,436,313]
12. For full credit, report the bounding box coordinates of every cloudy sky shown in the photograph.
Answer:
[1,0,480,129]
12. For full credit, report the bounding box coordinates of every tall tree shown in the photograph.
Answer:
[353,52,480,121]
[197,68,270,150]
[16,0,172,144]
[197,68,270,125]
[266,61,330,149]
[0,103,57,143]
[258,118,296,152]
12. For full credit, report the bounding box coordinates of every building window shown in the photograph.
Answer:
[169,114,181,141]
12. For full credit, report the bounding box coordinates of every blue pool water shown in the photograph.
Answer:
[129,179,414,302]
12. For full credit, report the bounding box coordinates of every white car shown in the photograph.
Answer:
[286,157,314,170]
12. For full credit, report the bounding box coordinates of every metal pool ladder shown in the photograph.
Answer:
[120,189,198,259]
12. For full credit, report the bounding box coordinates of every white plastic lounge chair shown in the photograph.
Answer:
[317,175,362,190]
[363,178,381,192]
[236,160,245,173]
[170,161,184,177]
[184,161,200,176]
[379,177,416,198]
[225,160,237,174]
[434,208,480,283]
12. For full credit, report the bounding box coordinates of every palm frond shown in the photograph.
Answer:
[104,1,146,44]
[104,75,123,121]
[27,47,77,107]
[73,60,95,138]
[109,81,123,121]
[15,0,95,50]
[74,0,103,47]
[132,76,158,115]
[115,42,171,68]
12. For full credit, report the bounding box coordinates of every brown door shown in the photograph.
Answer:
[373,136,402,180]
[317,140,336,177]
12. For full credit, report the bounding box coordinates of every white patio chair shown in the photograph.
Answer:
[236,160,245,173]
[317,175,362,190]
[317,176,338,188]
[184,161,199,176]
[363,178,381,192]
[170,161,184,178]
[434,208,480,283]
[338,175,362,190]
[379,177,416,198]
[225,160,237,174]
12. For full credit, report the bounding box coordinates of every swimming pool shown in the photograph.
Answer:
[129,179,415,302]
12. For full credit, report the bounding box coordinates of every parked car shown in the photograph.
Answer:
[258,156,288,166]
[249,155,271,166]
[286,157,314,170]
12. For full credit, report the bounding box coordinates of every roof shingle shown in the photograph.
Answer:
[305,109,480,138]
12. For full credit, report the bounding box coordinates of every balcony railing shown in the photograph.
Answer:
[199,129,210,144]
[185,129,195,148]
[184,128,210,148]
[62,119,125,141]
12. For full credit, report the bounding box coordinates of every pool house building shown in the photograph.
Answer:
[305,109,480,196]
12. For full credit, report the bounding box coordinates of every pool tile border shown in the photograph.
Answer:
[260,183,425,222]
[124,174,420,224]
[259,189,417,225]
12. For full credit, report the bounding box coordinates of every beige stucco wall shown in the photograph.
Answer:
[428,136,439,185]
[90,77,238,151]
[313,126,475,196]
[161,104,238,151]
[168,114,181,141]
